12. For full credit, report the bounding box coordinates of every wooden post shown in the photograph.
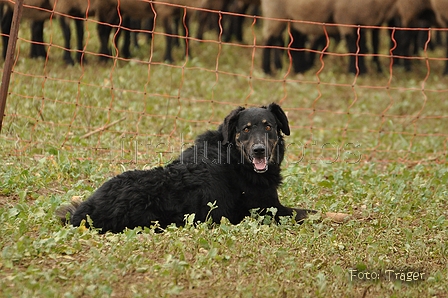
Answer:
[0,0,24,133]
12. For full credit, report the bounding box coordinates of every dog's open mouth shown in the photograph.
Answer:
[252,156,268,173]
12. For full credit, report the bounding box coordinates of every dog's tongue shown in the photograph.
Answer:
[253,157,267,171]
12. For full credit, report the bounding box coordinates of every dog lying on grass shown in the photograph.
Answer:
[57,103,347,233]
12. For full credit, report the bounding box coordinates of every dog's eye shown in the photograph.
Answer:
[243,127,250,133]
[265,125,272,131]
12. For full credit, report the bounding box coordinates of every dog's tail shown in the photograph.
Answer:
[55,196,82,224]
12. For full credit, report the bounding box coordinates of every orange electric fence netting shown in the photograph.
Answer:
[0,0,447,167]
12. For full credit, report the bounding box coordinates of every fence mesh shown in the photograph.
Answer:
[1,1,447,166]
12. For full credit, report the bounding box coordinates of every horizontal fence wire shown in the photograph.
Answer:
[0,0,447,166]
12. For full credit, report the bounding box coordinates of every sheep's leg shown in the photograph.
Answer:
[97,23,113,62]
[360,30,369,73]
[223,3,248,43]
[74,17,86,64]
[273,36,284,70]
[261,35,284,74]
[222,6,235,42]
[401,30,415,72]
[97,10,119,62]
[307,35,327,71]
[163,17,174,62]
[143,18,154,43]
[346,31,367,75]
[130,19,141,48]
[120,16,132,59]
[195,10,209,40]
[389,18,414,70]
[391,28,413,71]
[59,17,74,65]
[346,34,357,73]
[172,12,181,48]
[371,28,382,72]
[290,28,308,73]
[167,9,189,58]
[30,20,46,59]
[232,5,247,43]
[262,36,276,74]
[1,7,13,59]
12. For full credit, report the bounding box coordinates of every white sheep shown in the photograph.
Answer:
[333,0,396,74]
[260,0,397,75]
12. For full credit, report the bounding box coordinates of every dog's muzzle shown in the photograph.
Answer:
[251,144,268,173]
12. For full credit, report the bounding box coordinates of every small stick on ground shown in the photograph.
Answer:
[80,117,126,139]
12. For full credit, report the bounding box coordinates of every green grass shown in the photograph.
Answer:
[1,16,447,297]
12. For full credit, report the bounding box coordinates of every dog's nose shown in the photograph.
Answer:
[252,144,266,156]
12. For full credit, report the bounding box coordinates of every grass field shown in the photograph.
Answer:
[1,14,447,297]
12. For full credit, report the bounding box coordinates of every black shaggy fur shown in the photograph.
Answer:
[56,103,315,233]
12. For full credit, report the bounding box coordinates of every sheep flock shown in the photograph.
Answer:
[1,0,448,75]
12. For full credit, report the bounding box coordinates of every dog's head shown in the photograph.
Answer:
[221,103,290,173]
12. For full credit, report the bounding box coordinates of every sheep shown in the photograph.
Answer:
[197,0,261,42]
[10,0,152,64]
[2,0,105,64]
[333,0,396,74]
[95,0,155,61]
[1,0,51,60]
[392,0,435,71]
[261,0,400,75]
[145,0,211,62]
[195,0,226,40]
[260,0,336,75]
[223,0,261,43]
[96,0,207,63]
[48,0,105,64]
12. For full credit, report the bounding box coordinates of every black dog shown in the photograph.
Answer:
[57,103,315,233]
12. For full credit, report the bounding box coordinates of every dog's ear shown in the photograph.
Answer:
[267,103,290,136]
[221,106,245,145]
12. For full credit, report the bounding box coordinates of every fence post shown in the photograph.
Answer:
[0,0,24,133]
